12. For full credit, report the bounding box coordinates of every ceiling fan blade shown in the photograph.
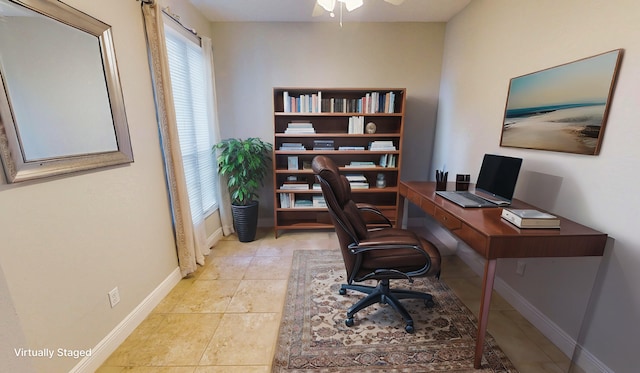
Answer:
[342,0,363,12]
[384,0,405,5]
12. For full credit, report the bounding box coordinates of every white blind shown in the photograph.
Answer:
[164,25,218,221]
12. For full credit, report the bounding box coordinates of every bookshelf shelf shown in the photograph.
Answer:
[272,87,406,237]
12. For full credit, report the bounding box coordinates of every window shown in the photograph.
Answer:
[164,23,218,221]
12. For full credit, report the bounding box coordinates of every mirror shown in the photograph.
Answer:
[0,0,133,183]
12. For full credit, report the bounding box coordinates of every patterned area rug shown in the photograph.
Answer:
[272,250,517,372]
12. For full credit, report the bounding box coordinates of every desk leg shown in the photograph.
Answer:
[398,193,407,229]
[474,258,497,369]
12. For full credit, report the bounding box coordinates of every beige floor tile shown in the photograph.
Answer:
[226,279,288,313]
[102,313,166,366]
[243,256,293,280]
[209,240,260,257]
[200,313,280,366]
[199,256,252,280]
[171,280,240,313]
[153,277,197,313]
[106,313,222,367]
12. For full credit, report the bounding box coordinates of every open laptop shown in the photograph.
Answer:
[436,154,523,208]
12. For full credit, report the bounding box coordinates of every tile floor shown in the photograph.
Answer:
[98,228,577,372]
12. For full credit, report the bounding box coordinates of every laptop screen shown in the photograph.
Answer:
[475,154,523,201]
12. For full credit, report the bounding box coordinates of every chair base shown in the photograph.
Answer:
[340,279,435,333]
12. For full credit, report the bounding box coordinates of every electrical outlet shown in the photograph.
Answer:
[108,287,120,308]
[516,260,526,276]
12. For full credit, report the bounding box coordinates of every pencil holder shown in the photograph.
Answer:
[435,171,448,191]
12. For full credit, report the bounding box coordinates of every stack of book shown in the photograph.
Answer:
[293,199,313,208]
[284,122,315,134]
[280,182,309,190]
[345,174,369,189]
[283,91,322,113]
[313,139,334,150]
[312,195,326,208]
[345,161,376,168]
[501,208,560,229]
[338,146,365,151]
[279,142,306,150]
[284,91,397,114]
[369,140,396,151]
[360,91,396,113]
[379,154,396,168]
[279,193,293,208]
[347,116,365,134]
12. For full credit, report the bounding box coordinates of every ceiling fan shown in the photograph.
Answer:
[313,0,406,18]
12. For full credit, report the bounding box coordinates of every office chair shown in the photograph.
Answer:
[312,155,441,333]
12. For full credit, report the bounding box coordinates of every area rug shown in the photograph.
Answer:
[272,250,517,372]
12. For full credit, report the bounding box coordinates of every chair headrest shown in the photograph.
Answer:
[312,155,350,205]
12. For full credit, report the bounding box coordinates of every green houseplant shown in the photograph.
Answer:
[214,137,273,242]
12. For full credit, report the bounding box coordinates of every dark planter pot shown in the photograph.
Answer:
[231,201,259,242]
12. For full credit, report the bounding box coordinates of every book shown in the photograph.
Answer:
[280,143,306,150]
[345,161,376,168]
[369,140,396,151]
[345,174,367,182]
[280,182,309,190]
[312,195,326,207]
[501,208,560,229]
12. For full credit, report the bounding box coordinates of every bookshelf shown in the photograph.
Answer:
[272,87,406,237]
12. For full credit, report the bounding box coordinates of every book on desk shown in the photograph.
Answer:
[501,208,561,229]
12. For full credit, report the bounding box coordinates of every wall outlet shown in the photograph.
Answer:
[108,287,120,308]
[516,260,526,276]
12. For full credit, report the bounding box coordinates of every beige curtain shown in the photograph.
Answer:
[201,37,234,236]
[141,1,201,276]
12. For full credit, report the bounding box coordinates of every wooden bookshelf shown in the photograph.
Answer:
[272,87,406,237]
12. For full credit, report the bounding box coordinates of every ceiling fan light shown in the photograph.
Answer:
[317,0,336,12]
[339,0,363,12]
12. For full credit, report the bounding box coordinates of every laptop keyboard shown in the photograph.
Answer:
[437,191,493,207]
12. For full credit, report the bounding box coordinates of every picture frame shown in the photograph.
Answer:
[500,49,623,155]
[287,156,299,170]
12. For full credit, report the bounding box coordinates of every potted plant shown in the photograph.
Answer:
[214,137,273,242]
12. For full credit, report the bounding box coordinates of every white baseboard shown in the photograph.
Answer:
[454,243,611,373]
[208,227,223,248]
[69,267,182,373]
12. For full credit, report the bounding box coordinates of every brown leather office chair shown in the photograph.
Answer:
[312,155,441,333]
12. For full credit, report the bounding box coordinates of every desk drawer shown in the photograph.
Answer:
[434,207,461,230]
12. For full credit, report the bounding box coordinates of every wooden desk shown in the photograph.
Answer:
[398,181,607,369]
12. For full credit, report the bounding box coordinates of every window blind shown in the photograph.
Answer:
[164,25,218,221]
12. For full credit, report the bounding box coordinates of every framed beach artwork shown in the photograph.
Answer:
[500,49,623,155]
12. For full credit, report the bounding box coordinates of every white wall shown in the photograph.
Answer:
[0,1,181,371]
[435,0,640,371]
[209,21,446,221]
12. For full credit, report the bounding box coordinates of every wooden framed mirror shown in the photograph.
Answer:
[0,0,133,183]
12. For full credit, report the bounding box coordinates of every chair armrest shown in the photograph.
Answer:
[356,203,392,228]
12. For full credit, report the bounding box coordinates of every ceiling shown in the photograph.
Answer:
[188,0,472,23]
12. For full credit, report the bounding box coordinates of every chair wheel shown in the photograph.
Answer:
[345,318,354,327]
[425,299,435,308]
[405,324,415,333]
[339,288,347,295]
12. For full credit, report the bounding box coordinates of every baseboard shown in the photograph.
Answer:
[207,227,223,248]
[454,243,611,373]
[69,267,182,373]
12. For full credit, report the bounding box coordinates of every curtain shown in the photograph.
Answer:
[201,37,234,236]
[141,2,199,276]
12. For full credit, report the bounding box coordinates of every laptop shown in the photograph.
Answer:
[436,154,523,208]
